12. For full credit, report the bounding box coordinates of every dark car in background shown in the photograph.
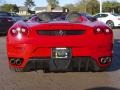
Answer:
[0,11,24,35]
[0,11,15,35]
[10,12,25,22]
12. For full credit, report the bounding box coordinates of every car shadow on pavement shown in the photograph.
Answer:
[85,87,120,90]
[108,39,120,71]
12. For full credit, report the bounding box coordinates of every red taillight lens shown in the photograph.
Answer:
[11,28,18,36]
[104,28,112,34]
[20,27,28,35]
[94,27,112,34]
[10,27,28,36]
[94,28,103,34]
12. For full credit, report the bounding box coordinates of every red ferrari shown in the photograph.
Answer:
[6,12,113,72]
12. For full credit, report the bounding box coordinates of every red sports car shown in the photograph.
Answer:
[6,12,113,72]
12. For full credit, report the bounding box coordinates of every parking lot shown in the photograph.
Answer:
[0,29,120,90]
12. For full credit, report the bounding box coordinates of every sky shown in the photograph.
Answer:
[1,0,120,7]
[2,0,79,7]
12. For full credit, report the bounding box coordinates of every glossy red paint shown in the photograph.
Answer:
[6,18,113,71]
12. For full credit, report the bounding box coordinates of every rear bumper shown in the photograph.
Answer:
[8,56,112,72]
[7,43,112,69]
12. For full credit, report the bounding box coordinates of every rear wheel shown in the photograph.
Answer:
[106,20,114,29]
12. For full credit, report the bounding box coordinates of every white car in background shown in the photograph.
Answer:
[94,13,120,28]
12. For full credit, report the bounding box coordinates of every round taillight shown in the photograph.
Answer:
[11,29,18,36]
[94,28,102,34]
[96,28,101,32]
[104,28,112,33]
[20,27,28,35]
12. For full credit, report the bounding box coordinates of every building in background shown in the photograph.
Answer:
[34,5,68,13]
[34,7,47,13]
[17,6,29,15]
[17,5,69,15]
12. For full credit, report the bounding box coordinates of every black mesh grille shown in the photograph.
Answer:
[37,30,85,36]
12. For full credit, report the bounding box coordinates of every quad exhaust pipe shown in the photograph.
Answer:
[10,59,15,64]
[9,58,23,65]
[99,57,112,64]
[15,59,22,65]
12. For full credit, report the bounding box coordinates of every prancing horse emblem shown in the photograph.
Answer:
[59,30,64,36]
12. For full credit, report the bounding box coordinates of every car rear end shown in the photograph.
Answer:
[7,22,113,72]
[107,13,120,27]
[113,16,120,27]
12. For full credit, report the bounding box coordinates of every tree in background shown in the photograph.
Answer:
[64,0,120,14]
[64,0,99,14]
[64,0,88,12]
[1,4,19,12]
[103,1,120,13]
[24,0,35,13]
[24,0,35,9]
[77,0,88,13]
[47,0,59,9]
[64,4,77,11]
[86,0,99,14]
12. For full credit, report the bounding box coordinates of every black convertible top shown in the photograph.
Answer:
[29,12,97,22]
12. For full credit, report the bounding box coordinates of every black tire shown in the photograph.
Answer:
[106,20,114,29]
